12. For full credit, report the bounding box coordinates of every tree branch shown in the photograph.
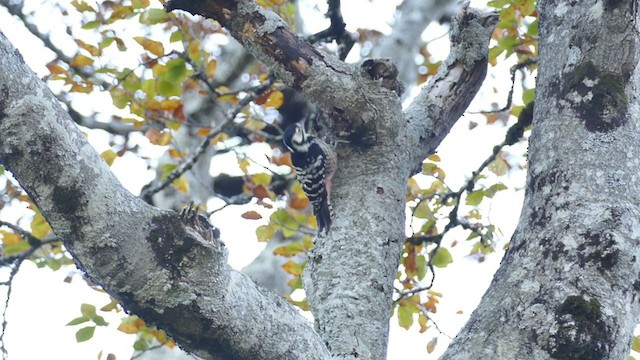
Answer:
[403,6,498,168]
[0,31,330,360]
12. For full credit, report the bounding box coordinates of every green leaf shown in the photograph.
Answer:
[485,183,508,198]
[110,87,130,109]
[4,241,30,255]
[287,277,303,290]
[632,335,640,352]
[397,304,414,330]
[0,165,4,174]
[133,339,149,351]
[157,80,180,97]
[67,316,90,326]
[81,20,101,30]
[131,0,149,9]
[413,201,433,219]
[75,326,95,342]
[271,210,298,238]
[93,315,109,326]
[522,88,536,105]
[164,58,188,83]
[46,259,61,271]
[140,8,169,24]
[527,19,539,37]
[466,189,484,206]
[431,247,453,268]
[255,224,276,242]
[416,255,427,280]
[273,242,304,257]
[80,303,97,318]
[170,30,183,43]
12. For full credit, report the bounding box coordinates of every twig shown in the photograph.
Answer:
[406,100,533,247]
[140,77,275,200]
[131,340,169,359]
[306,0,355,60]
[417,304,452,339]
[469,58,537,114]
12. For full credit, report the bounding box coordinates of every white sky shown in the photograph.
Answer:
[0,0,535,359]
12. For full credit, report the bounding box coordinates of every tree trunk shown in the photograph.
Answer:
[442,1,640,359]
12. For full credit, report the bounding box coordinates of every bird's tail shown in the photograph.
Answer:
[314,196,332,235]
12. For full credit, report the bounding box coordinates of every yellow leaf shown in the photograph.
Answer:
[238,158,250,174]
[31,212,51,238]
[0,230,21,245]
[160,99,181,111]
[157,132,173,146]
[210,132,229,145]
[134,37,165,57]
[187,41,200,60]
[265,90,284,109]
[101,149,117,166]
[281,261,304,276]
[166,339,176,348]
[70,83,93,93]
[172,176,189,193]
[75,40,100,56]
[46,63,68,75]
[152,63,166,77]
[70,54,94,67]
[117,322,138,334]
[206,59,217,77]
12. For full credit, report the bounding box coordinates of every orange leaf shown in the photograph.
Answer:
[241,211,262,220]
[196,128,211,137]
[289,196,309,211]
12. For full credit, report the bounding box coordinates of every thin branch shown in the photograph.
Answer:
[306,0,355,60]
[131,340,170,359]
[140,77,275,201]
[470,58,538,114]
[417,304,452,339]
[0,0,112,89]
[406,100,533,247]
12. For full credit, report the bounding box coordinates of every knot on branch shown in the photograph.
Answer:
[360,59,405,97]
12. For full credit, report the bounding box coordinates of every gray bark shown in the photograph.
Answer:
[0,2,496,360]
[441,1,640,359]
[375,0,459,88]
[0,32,330,360]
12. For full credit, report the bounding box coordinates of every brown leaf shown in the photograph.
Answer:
[241,211,262,220]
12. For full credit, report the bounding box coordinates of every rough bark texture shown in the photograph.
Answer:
[164,2,495,359]
[0,32,330,360]
[441,1,640,359]
[0,2,496,359]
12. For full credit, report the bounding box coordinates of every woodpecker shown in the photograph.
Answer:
[283,123,337,234]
